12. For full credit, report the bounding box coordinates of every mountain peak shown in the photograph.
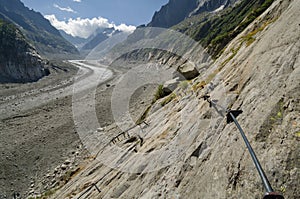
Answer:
[148,0,240,28]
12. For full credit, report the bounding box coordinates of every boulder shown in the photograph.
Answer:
[177,62,199,80]
[61,164,67,170]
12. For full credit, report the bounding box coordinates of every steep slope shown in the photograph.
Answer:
[0,0,79,57]
[49,0,299,198]
[0,19,49,83]
[148,0,239,28]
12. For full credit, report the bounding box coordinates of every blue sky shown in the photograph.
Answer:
[21,0,168,26]
[21,0,168,38]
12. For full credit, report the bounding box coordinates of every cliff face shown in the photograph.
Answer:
[0,0,79,57]
[50,0,299,198]
[0,20,49,83]
[148,0,198,28]
[148,0,239,28]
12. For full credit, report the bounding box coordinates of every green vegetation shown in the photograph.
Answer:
[241,32,256,46]
[221,43,242,67]
[136,105,152,125]
[257,99,284,142]
[280,185,286,193]
[192,67,221,91]
[136,84,165,125]
[136,83,178,124]
[241,18,277,46]
[174,0,276,58]
[191,68,223,92]
[153,84,165,103]
[270,100,284,123]
[192,80,207,92]
[161,93,177,106]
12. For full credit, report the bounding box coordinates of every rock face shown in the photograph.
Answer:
[51,0,299,198]
[148,0,239,28]
[191,0,240,16]
[0,20,49,83]
[148,0,198,28]
[0,0,78,57]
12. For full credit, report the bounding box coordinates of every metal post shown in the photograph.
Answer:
[94,184,101,193]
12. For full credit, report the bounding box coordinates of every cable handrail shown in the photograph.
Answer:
[202,95,284,199]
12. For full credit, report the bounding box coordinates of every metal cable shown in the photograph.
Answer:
[202,95,284,199]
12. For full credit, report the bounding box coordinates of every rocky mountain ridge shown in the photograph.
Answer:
[148,0,240,28]
[0,19,49,83]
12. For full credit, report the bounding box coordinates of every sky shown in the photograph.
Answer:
[21,0,169,38]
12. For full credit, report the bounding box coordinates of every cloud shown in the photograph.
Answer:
[45,15,136,39]
[73,0,82,2]
[114,23,136,33]
[53,4,76,13]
